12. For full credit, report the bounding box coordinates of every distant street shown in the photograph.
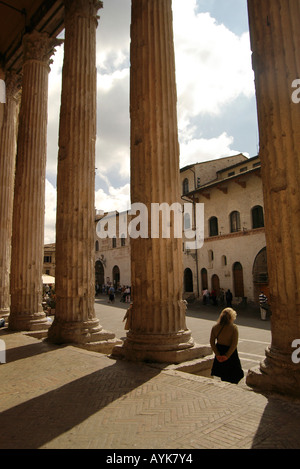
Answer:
[94,294,271,377]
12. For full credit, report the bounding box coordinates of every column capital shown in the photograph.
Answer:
[5,70,21,101]
[22,31,63,69]
[64,0,103,22]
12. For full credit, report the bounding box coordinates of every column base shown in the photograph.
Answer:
[112,330,212,364]
[8,311,50,332]
[246,346,300,398]
[47,317,122,354]
[112,343,211,364]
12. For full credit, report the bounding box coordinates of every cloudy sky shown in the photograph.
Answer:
[45,0,259,243]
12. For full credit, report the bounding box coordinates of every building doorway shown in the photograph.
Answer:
[253,247,269,301]
[233,262,244,297]
[211,274,220,294]
[95,260,104,292]
[201,268,208,291]
[184,268,193,292]
[112,265,120,289]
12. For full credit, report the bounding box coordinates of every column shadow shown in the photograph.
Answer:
[251,397,300,449]
[0,328,66,363]
[0,359,160,449]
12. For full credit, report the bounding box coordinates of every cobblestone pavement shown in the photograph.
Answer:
[1,303,300,451]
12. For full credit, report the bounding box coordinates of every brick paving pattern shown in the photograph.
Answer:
[1,325,300,450]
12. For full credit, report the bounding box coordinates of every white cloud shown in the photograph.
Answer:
[96,65,130,182]
[180,132,237,168]
[47,42,63,182]
[172,0,255,164]
[97,67,129,93]
[44,179,57,243]
[95,184,130,213]
[173,0,254,119]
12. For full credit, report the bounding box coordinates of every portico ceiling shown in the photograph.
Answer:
[0,0,64,72]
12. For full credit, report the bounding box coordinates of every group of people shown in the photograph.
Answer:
[95,283,132,304]
[42,284,56,313]
[202,288,233,307]
[120,286,131,303]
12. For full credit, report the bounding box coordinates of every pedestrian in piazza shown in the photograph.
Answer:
[225,289,233,307]
[108,285,115,303]
[210,307,244,384]
[259,291,269,320]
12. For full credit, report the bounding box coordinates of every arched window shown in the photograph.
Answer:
[221,255,227,266]
[121,233,126,246]
[209,216,218,237]
[184,268,193,292]
[112,236,117,248]
[184,212,191,230]
[230,211,241,233]
[182,178,189,195]
[252,205,264,229]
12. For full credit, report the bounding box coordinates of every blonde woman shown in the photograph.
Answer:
[210,308,244,384]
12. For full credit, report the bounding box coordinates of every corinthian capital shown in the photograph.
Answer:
[64,0,103,22]
[22,31,63,67]
[5,70,22,101]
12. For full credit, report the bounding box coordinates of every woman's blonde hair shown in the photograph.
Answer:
[217,307,237,326]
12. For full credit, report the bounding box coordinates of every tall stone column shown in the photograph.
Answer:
[113,0,206,363]
[48,0,120,352]
[246,0,300,397]
[0,71,20,321]
[9,31,61,331]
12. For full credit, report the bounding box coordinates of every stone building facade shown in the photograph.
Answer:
[43,244,56,277]
[94,211,131,290]
[44,154,267,306]
[181,154,268,305]
[91,153,268,305]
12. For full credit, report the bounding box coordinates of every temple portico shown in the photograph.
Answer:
[0,0,299,397]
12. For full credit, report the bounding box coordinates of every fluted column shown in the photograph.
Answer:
[9,31,61,331]
[113,0,205,363]
[0,71,20,321]
[246,0,300,397]
[48,0,120,352]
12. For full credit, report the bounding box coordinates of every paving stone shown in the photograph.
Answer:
[0,328,300,449]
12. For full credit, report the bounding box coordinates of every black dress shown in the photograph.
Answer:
[211,343,244,384]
